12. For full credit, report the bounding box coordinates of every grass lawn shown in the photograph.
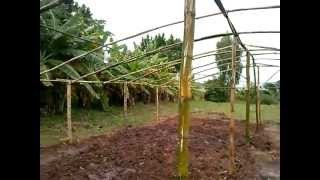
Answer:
[40,100,279,146]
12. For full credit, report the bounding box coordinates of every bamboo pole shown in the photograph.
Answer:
[245,52,251,143]
[66,80,73,143]
[156,87,159,122]
[257,66,261,127]
[176,0,195,179]
[228,37,237,174]
[123,82,128,120]
[253,63,259,131]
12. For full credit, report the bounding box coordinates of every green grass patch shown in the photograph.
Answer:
[40,100,279,146]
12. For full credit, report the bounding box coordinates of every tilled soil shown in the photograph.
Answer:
[40,114,276,180]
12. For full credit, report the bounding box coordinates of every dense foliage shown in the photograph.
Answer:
[215,35,243,86]
[236,81,280,105]
[40,1,188,115]
[204,78,228,102]
[204,36,243,102]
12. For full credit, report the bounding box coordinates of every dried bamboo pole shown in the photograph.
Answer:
[245,52,251,143]
[255,63,280,67]
[103,59,181,84]
[192,60,241,75]
[41,30,279,76]
[66,80,72,143]
[228,37,237,174]
[265,69,280,83]
[194,31,280,43]
[129,62,180,82]
[257,66,261,127]
[155,87,159,122]
[40,79,156,86]
[245,44,280,51]
[71,43,181,82]
[176,0,195,179]
[255,58,280,61]
[192,48,274,60]
[192,55,243,70]
[123,82,128,120]
[128,47,241,84]
[251,52,280,56]
[74,45,247,83]
[251,60,259,132]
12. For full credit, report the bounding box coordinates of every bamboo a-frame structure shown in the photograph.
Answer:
[40,0,280,176]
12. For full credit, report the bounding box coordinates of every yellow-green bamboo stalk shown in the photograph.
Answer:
[177,0,195,179]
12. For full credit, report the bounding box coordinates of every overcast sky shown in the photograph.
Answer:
[75,0,280,87]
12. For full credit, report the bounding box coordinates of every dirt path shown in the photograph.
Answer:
[40,114,278,180]
[252,123,280,180]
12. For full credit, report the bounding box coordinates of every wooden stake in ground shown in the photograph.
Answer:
[245,52,251,142]
[123,82,128,120]
[253,63,259,131]
[156,86,159,121]
[67,80,73,143]
[177,0,195,179]
[228,37,237,174]
[257,66,261,127]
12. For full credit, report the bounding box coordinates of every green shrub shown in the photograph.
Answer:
[260,94,278,105]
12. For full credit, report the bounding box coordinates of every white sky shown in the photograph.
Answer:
[75,0,280,87]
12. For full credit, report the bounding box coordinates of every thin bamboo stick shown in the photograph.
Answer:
[123,82,128,120]
[265,69,280,83]
[156,87,159,121]
[103,59,181,84]
[66,80,72,143]
[245,44,280,51]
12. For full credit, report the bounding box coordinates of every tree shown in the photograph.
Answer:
[40,0,112,113]
[135,33,182,72]
[204,78,228,102]
[215,35,243,86]
[40,1,184,115]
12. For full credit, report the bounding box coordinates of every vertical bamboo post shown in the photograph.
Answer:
[177,0,195,179]
[228,37,237,174]
[123,82,128,120]
[257,66,261,127]
[67,80,73,143]
[245,52,251,143]
[253,62,259,131]
[156,86,159,121]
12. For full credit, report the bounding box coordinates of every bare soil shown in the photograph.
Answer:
[40,113,278,180]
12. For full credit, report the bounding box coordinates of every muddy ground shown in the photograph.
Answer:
[40,113,279,180]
